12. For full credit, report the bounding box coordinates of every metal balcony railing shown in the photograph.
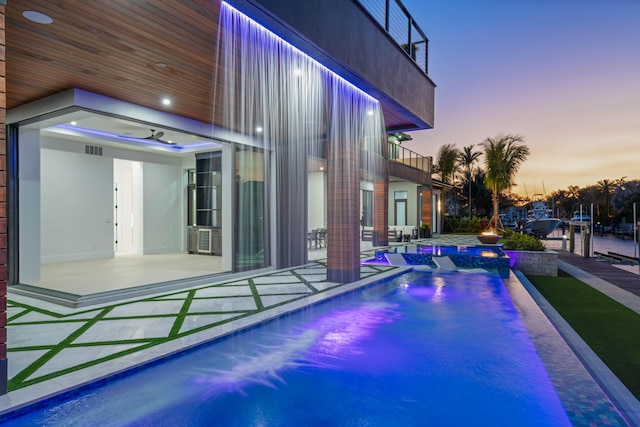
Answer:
[356,0,429,74]
[388,140,432,173]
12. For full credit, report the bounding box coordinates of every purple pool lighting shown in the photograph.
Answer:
[414,244,499,256]
[3,271,571,426]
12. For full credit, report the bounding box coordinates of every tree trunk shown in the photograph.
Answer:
[491,191,500,231]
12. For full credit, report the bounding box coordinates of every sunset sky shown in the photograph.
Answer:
[401,0,640,196]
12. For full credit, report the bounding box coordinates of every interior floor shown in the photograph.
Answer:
[23,253,225,295]
[18,243,365,298]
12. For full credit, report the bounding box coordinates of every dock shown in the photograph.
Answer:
[557,251,640,298]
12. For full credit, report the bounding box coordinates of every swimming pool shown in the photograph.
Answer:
[2,271,570,426]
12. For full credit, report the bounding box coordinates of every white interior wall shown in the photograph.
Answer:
[39,135,184,261]
[18,128,42,281]
[142,162,182,254]
[41,147,114,263]
[308,172,326,230]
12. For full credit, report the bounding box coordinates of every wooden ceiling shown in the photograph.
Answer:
[7,0,413,130]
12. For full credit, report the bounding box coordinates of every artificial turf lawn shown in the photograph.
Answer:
[528,270,640,400]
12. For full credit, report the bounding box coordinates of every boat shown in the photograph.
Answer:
[569,211,591,233]
[570,211,591,223]
[524,196,562,238]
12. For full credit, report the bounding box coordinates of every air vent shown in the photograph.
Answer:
[85,145,103,156]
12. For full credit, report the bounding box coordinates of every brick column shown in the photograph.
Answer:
[372,180,388,246]
[327,139,360,283]
[0,3,7,395]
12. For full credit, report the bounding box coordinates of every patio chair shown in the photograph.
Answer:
[308,229,318,249]
[317,228,327,248]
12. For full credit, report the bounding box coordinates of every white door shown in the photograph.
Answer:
[114,159,143,254]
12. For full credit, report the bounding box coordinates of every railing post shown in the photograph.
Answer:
[384,0,390,32]
[407,18,412,59]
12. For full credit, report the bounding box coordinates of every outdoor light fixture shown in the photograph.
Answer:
[162,98,171,106]
[23,10,53,24]
[388,132,412,144]
[256,126,263,133]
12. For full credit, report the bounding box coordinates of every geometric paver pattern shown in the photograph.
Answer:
[6,258,395,392]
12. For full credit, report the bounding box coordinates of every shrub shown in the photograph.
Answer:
[501,233,546,251]
[443,216,487,233]
[501,228,515,239]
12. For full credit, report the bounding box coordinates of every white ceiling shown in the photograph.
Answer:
[28,110,223,156]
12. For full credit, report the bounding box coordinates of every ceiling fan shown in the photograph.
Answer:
[142,129,176,145]
[123,129,177,145]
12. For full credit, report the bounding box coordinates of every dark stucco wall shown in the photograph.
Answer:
[389,161,431,186]
[231,0,435,130]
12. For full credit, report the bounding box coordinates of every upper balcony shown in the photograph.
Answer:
[387,136,432,186]
[356,0,429,76]
[234,0,436,132]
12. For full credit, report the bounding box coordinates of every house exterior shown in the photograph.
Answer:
[0,0,435,393]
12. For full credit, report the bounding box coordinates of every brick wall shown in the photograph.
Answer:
[373,180,388,246]
[327,139,360,283]
[0,3,7,395]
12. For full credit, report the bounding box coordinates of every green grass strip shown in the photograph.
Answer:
[289,270,319,292]
[527,270,640,400]
[169,290,195,337]
[248,278,264,310]
[9,305,115,389]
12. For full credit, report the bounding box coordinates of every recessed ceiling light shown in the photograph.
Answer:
[23,10,53,24]
[156,62,168,68]
[70,121,77,126]
[162,98,171,106]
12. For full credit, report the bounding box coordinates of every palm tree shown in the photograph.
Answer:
[550,189,570,219]
[434,143,460,184]
[434,143,460,215]
[458,145,482,216]
[480,134,530,231]
[595,179,612,218]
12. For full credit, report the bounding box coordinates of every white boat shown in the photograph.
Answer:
[569,211,591,233]
[570,212,591,223]
[525,198,562,238]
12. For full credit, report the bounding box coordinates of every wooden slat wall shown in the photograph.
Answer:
[7,0,223,124]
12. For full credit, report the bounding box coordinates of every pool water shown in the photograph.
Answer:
[4,271,570,426]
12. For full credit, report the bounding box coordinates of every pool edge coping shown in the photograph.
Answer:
[511,270,640,427]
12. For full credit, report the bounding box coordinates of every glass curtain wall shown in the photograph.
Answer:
[235,146,268,271]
